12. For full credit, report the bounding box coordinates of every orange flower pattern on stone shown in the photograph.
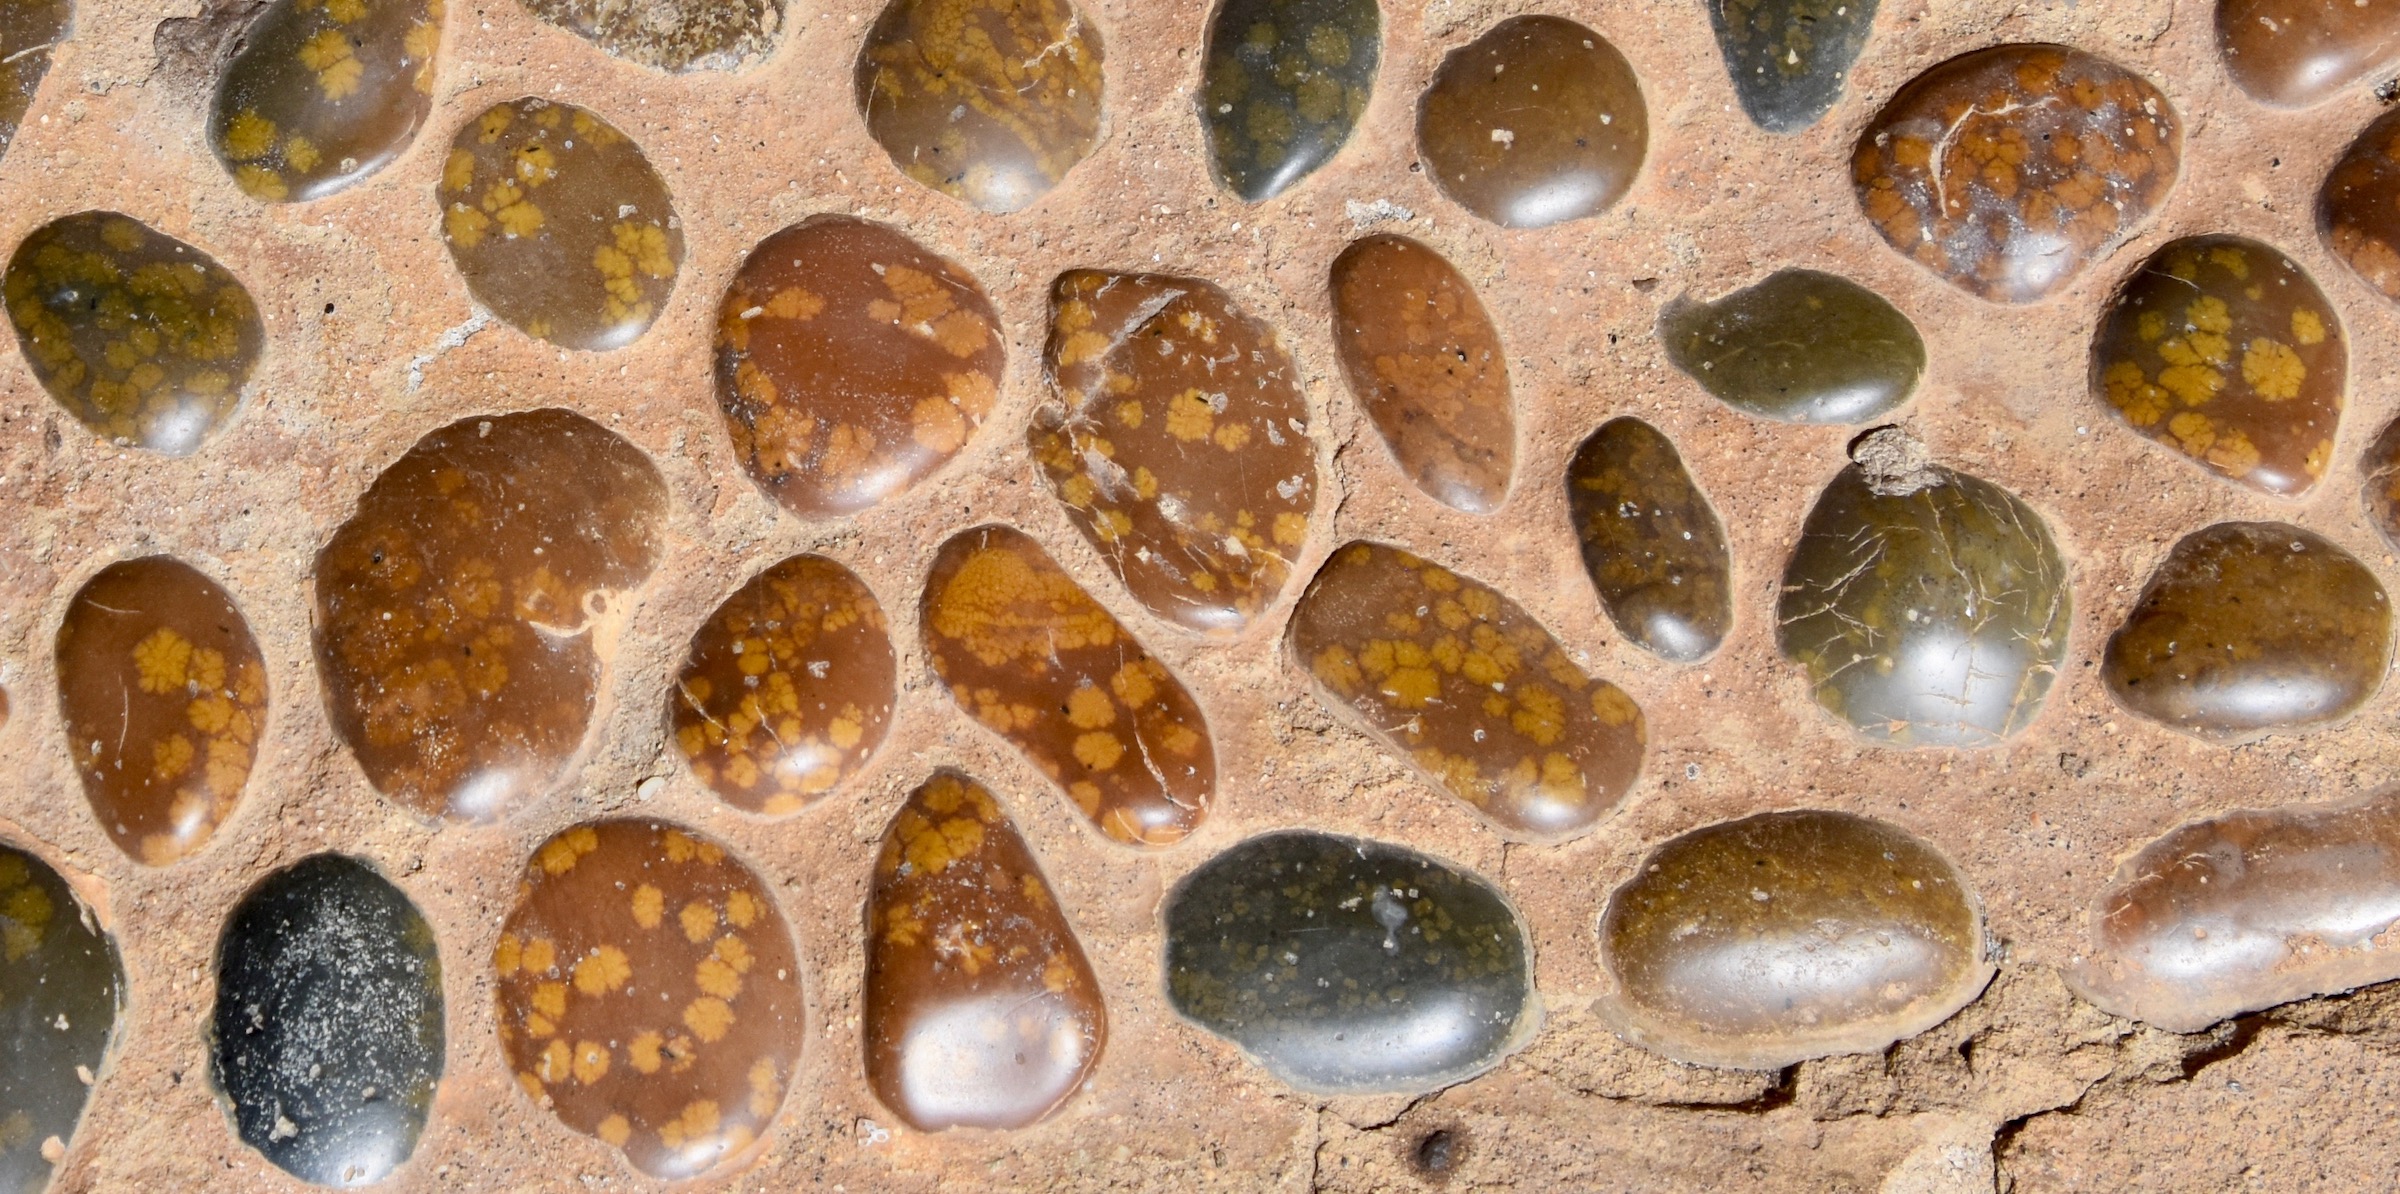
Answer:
[856,0,1103,213]
[210,0,444,202]
[1328,233,1515,513]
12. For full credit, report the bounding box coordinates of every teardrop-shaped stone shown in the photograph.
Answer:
[1200,0,1380,201]
[2076,787,2400,1032]
[2091,236,2343,496]
[1416,15,1647,229]
[3,212,263,455]
[2320,107,2400,304]
[1329,233,1514,512]
[0,0,69,165]
[1291,541,1644,840]
[1033,269,1318,634]
[438,98,682,350]
[2103,522,2390,743]
[1566,418,1732,663]
[209,0,442,203]
[1660,268,1924,424]
[494,821,803,1181]
[713,216,1004,516]
[855,0,1103,214]
[211,855,443,1187]
[865,771,1104,1130]
[57,556,266,866]
[1853,44,2181,303]
[672,554,895,815]
[314,409,668,821]
[922,525,1215,847]
[1163,830,1533,1093]
[0,844,122,1194]
[523,0,780,71]
[2218,0,2400,108]
[1706,0,1878,133]
[1599,810,1990,1069]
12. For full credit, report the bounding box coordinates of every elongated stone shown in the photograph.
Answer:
[922,525,1214,847]
[211,855,443,1187]
[865,772,1104,1130]
[524,0,779,71]
[2363,415,2400,550]
[855,0,1103,214]
[1163,830,1533,1093]
[2218,0,2400,108]
[1033,269,1317,634]
[209,0,441,203]
[4,212,263,455]
[714,216,1003,516]
[2320,107,2400,303]
[672,554,895,815]
[314,410,668,821]
[1660,268,1924,424]
[1291,541,1644,840]
[1853,44,2181,303]
[0,0,68,165]
[1200,0,1379,201]
[1329,233,1514,512]
[1417,16,1647,229]
[438,98,682,350]
[1566,419,1732,663]
[1707,0,1878,133]
[494,821,803,1180]
[0,844,121,1194]
[1599,810,1990,1069]
[57,556,266,867]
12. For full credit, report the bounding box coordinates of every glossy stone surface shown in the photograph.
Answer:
[0,0,68,165]
[1417,16,1647,229]
[209,0,441,202]
[1853,44,2181,303]
[315,410,668,821]
[2103,522,2390,743]
[855,0,1103,214]
[4,212,263,455]
[1291,542,1644,840]
[2320,107,2400,303]
[1566,418,1732,663]
[0,845,121,1194]
[713,216,1003,516]
[56,556,265,866]
[1777,460,2070,746]
[1328,233,1514,512]
[1163,830,1533,1094]
[2218,0,2400,108]
[211,856,443,1187]
[524,0,779,71]
[672,554,895,815]
[922,526,1214,847]
[2077,788,2400,1032]
[1659,268,1924,424]
[2363,415,2400,550]
[1599,810,1989,1069]
[1200,0,1379,202]
[495,821,802,1180]
[2092,236,2344,497]
[1707,0,1878,133]
[438,98,682,350]
[864,772,1104,1130]
[1033,270,1317,634]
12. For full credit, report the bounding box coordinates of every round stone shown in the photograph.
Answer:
[1417,15,1648,228]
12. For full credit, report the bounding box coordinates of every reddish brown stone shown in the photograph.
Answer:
[855,0,1103,213]
[2320,106,2400,304]
[2217,0,2400,108]
[1329,234,1514,513]
[1416,15,1648,229]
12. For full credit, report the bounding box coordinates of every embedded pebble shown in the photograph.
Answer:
[523,0,780,71]
[1566,418,1732,663]
[855,0,1103,213]
[1200,0,1380,201]
[0,844,122,1194]
[2217,0,2400,107]
[1329,233,1514,512]
[1660,268,1924,424]
[1417,15,1648,228]
[210,0,442,202]
[1707,0,1879,132]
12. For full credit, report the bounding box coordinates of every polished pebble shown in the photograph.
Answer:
[1707,0,1879,132]
[1417,15,1647,228]
[2217,0,2400,108]
[1566,418,1732,663]
[1200,0,1379,201]
[855,0,1103,213]
[2319,106,2400,304]
[210,0,441,202]
[523,0,779,71]
[2362,414,2400,550]
[1329,233,1514,512]
[0,844,121,1194]
[1660,268,1924,424]
[0,0,67,165]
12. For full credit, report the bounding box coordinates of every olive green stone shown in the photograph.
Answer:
[1707,0,1879,133]
[209,0,442,203]
[1660,269,1924,425]
[0,0,69,167]
[1200,0,1379,202]
[1,843,123,1194]
[1567,418,1731,662]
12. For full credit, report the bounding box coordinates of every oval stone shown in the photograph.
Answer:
[2092,235,2343,497]
[1163,830,1534,1093]
[438,98,682,350]
[1329,233,1514,512]
[2363,414,2400,550]
[523,0,780,71]
[865,771,1104,1130]
[672,554,895,815]
[1659,268,1924,425]
[922,525,1214,847]
[2218,0,2400,108]
[1853,44,2181,303]
[855,0,1103,214]
[2320,107,2400,303]
[1290,541,1644,840]
[0,844,122,1194]
[209,0,442,203]
[1566,418,1732,663]
[1200,0,1380,201]
[1707,0,1879,133]
[314,409,668,821]
[1599,810,1990,1069]
[1417,15,1647,229]
[0,0,69,164]
[494,821,803,1180]
[2103,522,2390,743]
[56,556,266,867]
[211,855,443,1187]
[1033,269,1317,634]
[713,216,1003,516]
[4,211,263,455]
